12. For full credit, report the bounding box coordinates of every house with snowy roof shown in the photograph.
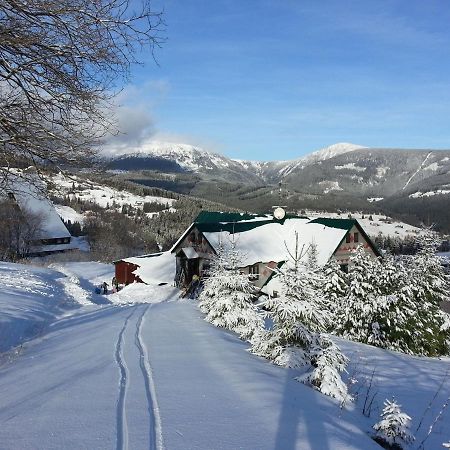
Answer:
[3,171,75,255]
[170,211,380,293]
[113,210,380,290]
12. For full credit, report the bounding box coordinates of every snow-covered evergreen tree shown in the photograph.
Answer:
[373,399,414,448]
[296,337,350,402]
[251,234,349,401]
[322,258,348,330]
[334,246,383,345]
[333,244,450,356]
[198,237,263,341]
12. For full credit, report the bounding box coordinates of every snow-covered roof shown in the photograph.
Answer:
[121,252,175,285]
[6,173,70,240]
[181,247,199,259]
[202,217,348,267]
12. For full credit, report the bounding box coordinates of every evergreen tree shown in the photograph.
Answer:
[322,258,348,329]
[251,233,349,401]
[335,246,383,345]
[333,244,450,356]
[373,399,414,448]
[198,238,263,341]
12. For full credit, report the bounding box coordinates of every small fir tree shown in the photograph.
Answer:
[335,246,383,344]
[322,258,348,330]
[251,234,349,401]
[296,337,350,402]
[198,237,263,341]
[373,399,414,449]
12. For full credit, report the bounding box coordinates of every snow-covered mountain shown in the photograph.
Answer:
[277,142,367,178]
[104,141,369,183]
[105,140,264,183]
[104,140,450,194]
[102,140,450,231]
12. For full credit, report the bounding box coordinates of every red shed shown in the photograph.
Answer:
[113,252,166,285]
[113,260,143,285]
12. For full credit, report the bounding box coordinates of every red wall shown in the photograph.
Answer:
[114,261,142,284]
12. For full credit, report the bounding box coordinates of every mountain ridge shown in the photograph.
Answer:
[102,141,450,232]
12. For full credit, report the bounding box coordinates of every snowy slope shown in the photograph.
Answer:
[278,142,367,178]
[0,278,378,450]
[1,262,449,449]
[49,173,174,221]
[305,210,424,239]
[0,262,111,355]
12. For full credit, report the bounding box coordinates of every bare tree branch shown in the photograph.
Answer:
[0,0,164,191]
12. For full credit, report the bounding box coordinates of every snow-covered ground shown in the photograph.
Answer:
[305,210,425,239]
[1,261,449,449]
[49,173,175,219]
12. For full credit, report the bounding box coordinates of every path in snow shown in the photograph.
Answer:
[134,305,164,450]
[0,303,167,450]
[114,308,134,450]
[0,293,380,450]
[49,262,113,306]
[402,151,432,190]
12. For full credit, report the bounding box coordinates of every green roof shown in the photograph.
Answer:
[197,219,274,234]
[309,218,357,230]
[310,217,382,257]
[194,211,268,224]
[194,211,309,234]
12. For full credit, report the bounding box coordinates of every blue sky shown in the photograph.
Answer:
[117,0,450,160]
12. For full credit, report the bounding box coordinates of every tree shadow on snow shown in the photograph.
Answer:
[274,368,331,450]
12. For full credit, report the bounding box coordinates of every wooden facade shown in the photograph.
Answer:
[172,227,215,287]
[114,260,143,285]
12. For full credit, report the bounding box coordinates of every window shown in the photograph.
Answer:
[249,264,259,280]
[346,234,351,243]
[354,232,359,243]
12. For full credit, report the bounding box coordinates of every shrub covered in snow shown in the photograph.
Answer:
[198,239,263,341]
[373,399,414,449]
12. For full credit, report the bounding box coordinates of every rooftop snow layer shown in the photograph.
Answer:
[203,217,346,267]
[122,251,175,285]
[7,174,70,240]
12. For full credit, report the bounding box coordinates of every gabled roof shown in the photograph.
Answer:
[172,211,381,267]
[117,251,175,285]
[309,218,356,230]
[5,172,71,240]
[309,218,381,257]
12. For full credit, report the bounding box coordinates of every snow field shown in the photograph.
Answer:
[305,210,424,238]
[338,337,450,449]
[49,173,175,218]
[1,261,449,449]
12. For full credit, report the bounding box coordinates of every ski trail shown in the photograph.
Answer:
[402,151,432,190]
[115,308,136,450]
[135,304,165,450]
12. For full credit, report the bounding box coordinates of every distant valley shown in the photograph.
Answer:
[102,142,450,233]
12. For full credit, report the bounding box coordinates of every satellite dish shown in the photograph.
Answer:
[273,207,286,220]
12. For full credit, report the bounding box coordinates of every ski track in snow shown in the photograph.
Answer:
[402,151,432,190]
[135,305,165,450]
[115,308,136,450]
